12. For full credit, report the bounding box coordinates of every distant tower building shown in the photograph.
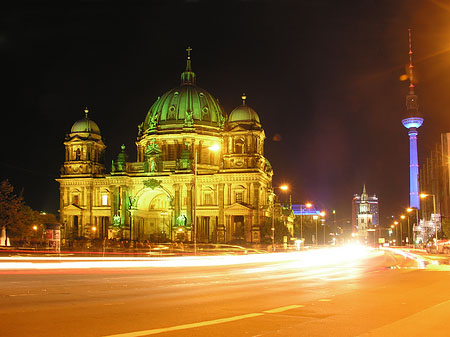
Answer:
[352,185,379,242]
[402,29,424,209]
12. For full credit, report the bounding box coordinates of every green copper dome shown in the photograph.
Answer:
[228,94,261,125]
[71,108,101,135]
[142,50,226,134]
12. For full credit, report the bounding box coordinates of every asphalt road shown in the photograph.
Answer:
[1,247,449,337]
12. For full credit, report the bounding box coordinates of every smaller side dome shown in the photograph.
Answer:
[228,94,261,124]
[71,108,101,135]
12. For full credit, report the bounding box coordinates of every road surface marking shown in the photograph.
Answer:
[263,305,304,313]
[104,313,264,337]
[318,299,332,302]
[104,305,303,337]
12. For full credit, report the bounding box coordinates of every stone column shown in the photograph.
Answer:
[186,183,193,228]
[121,186,129,238]
[87,186,93,227]
[174,183,180,226]
[109,186,116,219]
[251,182,261,243]
[217,183,225,242]
[59,185,64,223]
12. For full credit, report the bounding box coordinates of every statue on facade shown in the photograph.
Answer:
[184,110,194,127]
[149,112,159,130]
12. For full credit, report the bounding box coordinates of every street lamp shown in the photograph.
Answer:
[272,184,288,251]
[400,215,406,246]
[332,209,337,244]
[403,212,411,246]
[393,221,399,245]
[300,202,312,246]
[32,225,38,249]
[407,207,419,245]
[420,193,438,249]
[313,215,319,245]
[193,143,221,255]
[320,211,326,245]
[321,219,326,245]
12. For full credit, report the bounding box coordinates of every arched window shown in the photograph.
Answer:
[235,138,245,154]
[233,185,246,204]
[75,148,81,161]
[202,186,214,205]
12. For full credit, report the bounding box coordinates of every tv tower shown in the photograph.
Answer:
[401,29,424,209]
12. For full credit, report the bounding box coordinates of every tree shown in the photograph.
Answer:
[11,205,39,239]
[260,217,291,244]
[442,218,450,239]
[0,180,40,240]
[0,180,23,237]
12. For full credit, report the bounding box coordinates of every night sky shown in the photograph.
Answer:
[2,0,450,227]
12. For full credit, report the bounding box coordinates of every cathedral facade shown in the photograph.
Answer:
[56,52,274,244]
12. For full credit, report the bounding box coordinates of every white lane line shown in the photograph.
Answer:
[103,313,264,337]
[103,304,304,337]
[263,304,304,313]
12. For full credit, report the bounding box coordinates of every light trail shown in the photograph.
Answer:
[383,247,450,270]
[0,245,377,271]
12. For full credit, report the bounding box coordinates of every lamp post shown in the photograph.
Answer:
[390,224,394,244]
[33,225,38,249]
[193,143,221,255]
[393,221,399,246]
[320,211,326,245]
[313,215,319,245]
[271,185,288,251]
[420,193,437,249]
[332,209,336,244]
[400,215,407,246]
[321,219,326,245]
[300,203,312,246]
[402,213,411,246]
[407,207,419,246]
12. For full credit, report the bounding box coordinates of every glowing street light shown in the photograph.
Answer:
[312,215,319,245]
[321,218,326,245]
[271,184,289,251]
[208,143,220,152]
[399,215,406,246]
[320,211,326,245]
[393,221,399,245]
[420,193,437,249]
[401,213,411,245]
[407,207,419,245]
[300,202,312,245]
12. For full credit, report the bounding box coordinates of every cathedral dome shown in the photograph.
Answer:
[142,50,226,134]
[71,108,101,135]
[228,94,261,124]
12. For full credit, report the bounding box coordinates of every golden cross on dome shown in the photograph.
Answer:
[186,46,192,59]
